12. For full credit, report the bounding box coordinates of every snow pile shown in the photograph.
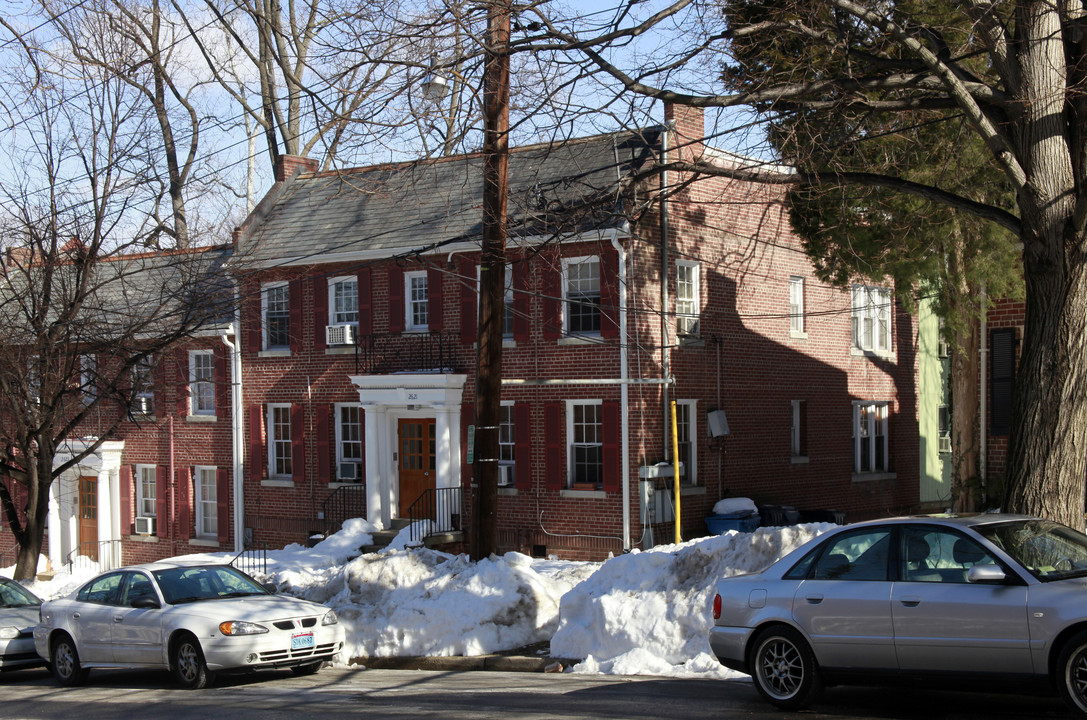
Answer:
[550,524,835,678]
[712,497,758,516]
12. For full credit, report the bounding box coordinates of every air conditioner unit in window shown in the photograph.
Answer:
[498,465,514,487]
[938,435,952,453]
[338,462,361,482]
[326,324,357,346]
[132,395,153,415]
[134,516,155,535]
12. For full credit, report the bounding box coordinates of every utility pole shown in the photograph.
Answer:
[473,0,510,560]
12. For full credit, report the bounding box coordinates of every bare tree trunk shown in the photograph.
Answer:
[950,317,980,512]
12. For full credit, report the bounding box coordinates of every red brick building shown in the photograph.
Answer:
[2,104,923,567]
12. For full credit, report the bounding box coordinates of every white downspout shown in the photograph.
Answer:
[611,230,631,551]
[221,286,245,553]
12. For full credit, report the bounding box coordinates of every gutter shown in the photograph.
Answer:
[610,230,632,551]
[221,283,245,553]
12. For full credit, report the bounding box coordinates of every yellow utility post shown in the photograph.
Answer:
[671,400,682,544]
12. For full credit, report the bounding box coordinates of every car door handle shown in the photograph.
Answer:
[900,597,921,607]
[114,616,124,623]
[805,594,824,604]
[72,612,80,619]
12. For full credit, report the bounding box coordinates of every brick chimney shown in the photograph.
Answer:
[274,155,319,182]
[663,102,705,162]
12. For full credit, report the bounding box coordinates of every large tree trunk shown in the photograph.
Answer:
[950,317,980,512]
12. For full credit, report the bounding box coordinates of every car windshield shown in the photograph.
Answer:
[0,578,41,607]
[976,519,1087,581]
[152,565,268,604]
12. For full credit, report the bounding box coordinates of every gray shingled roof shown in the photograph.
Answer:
[237,128,663,265]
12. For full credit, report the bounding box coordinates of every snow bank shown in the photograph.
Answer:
[551,524,835,677]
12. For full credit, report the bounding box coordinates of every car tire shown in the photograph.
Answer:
[172,633,213,690]
[1057,630,1087,718]
[748,625,823,710]
[291,661,324,676]
[52,635,88,687]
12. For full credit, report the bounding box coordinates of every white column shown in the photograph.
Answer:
[433,406,453,531]
[363,405,386,527]
[109,468,121,568]
[65,477,78,565]
[47,481,62,571]
[96,470,112,570]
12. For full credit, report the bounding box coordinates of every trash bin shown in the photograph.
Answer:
[705,512,760,534]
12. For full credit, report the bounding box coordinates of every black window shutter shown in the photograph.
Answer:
[990,328,1016,435]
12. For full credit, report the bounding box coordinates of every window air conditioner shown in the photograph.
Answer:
[338,462,361,482]
[132,395,153,415]
[134,516,155,535]
[938,436,952,454]
[498,465,514,487]
[326,324,357,346]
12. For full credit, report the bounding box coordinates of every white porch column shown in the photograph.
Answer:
[65,476,79,564]
[47,481,62,571]
[364,405,390,527]
[96,470,112,570]
[433,404,454,531]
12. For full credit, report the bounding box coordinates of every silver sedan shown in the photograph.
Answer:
[709,514,1087,717]
[35,562,345,688]
[0,576,43,671]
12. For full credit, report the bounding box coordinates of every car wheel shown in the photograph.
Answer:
[52,635,88,687]
[291,661,324,676]
[172,634,213,690]
[748,625,823,710]
[1058,630,1087,717]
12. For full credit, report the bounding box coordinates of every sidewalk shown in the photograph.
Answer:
[350,641,579,673]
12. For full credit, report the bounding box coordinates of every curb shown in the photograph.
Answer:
[349,654,579,673]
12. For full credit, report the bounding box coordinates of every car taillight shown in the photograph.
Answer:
[713,593,722,620]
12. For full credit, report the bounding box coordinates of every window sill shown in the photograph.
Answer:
[497,486,518,496]
[561,488,606,499]
[403,328,430,335]
[127,534,159,543]
[557,335,602,346]
[329,481,364,489]
[851,347,894,359]
[790,330,808,340]
[790,455,810,465]
[852,471,897,483]
[678,336,706,348]
[261,479,295,488]
[325,346,357,355]
[188,538,219,547]
[129,414,158,423]
[186,414,217,423]
[259,349,292,358]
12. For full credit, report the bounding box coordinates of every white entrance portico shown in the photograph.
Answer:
[47,439,125,571]
[348,374,467,528]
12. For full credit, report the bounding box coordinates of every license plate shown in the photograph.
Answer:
[291,632,315,650]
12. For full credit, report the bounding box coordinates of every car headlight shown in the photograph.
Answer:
[321,610,338,626]
[219,621,269,636]
[0,627,19,639]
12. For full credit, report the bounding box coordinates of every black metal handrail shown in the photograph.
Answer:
[352,331,456,375]
[230,543,268,577]
[321,484,366,536]
[65,539,121,572]
[407,487,463,543]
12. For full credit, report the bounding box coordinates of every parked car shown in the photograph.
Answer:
[709,514,1087,718]
[0,576,44,671]
[35,562,345,688]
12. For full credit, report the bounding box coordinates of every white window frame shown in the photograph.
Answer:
[791,399,808,460]
[498,401,515,485]
[80,354,96,405]
[404,271,429,331]
[131,355,154,415]
[136,464,156,518]
[566,399,603,488]
[851,284,892,353]
[675,399,698,484]
[188,350,215,416]
[561,255,601,336]
[676,261,701,337]
[334,403,363,476]
[853,401,890,474]
[268,403,293,479]
[789,276,805,335]
[193,466,217,540]
[328,276,359,327]
[262,282,290,350]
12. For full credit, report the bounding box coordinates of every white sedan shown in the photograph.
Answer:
[35,562,345,688]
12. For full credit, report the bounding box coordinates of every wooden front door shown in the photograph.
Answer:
[398,418,436,517]
[78,476,99,561]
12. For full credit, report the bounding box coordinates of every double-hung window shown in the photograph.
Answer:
[193,466,217,540]
[675,400,697,483]
[336,404,363,481]
[676,261,700,336]
[263,283,291,350]
[268,404,293,478]
[851,285,891,353]
[853,401,890,474]
[791,400,808,459]
[568,400,603,488]
[498,402,515,485]
[789,276,805,334]
[136,465,156,518]
[189,350,215,416]
[80,354,96,405]
[562,257,601,335]
[329,277,359,327]
[131,355,154,415]
[405,271,429,331]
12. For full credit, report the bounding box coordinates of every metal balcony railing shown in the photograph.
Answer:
[350,331,457,375]
[407,487,463,543]
[65,539,121,572]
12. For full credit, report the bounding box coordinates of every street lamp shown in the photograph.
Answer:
[420,56,451,104]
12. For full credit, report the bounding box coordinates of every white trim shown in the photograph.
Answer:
[135,464,157,518]
[334,402,364,480]
[188,349,215,416]
[675,399,698,484]
[561,255,601,337]
[676,260,701,337]
[851,284,892,354]
[789,275,805,335]
[852,400,890,474]
[193,465,217,540]
[566,398,603,489]
[267,403,293,479]
[404,270,429,332]
[327,275,360,327]
[261,281,290,351]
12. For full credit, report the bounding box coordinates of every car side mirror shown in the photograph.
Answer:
[967,564,1006,584]
[131,596,160,609]
[263,582,277,594]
